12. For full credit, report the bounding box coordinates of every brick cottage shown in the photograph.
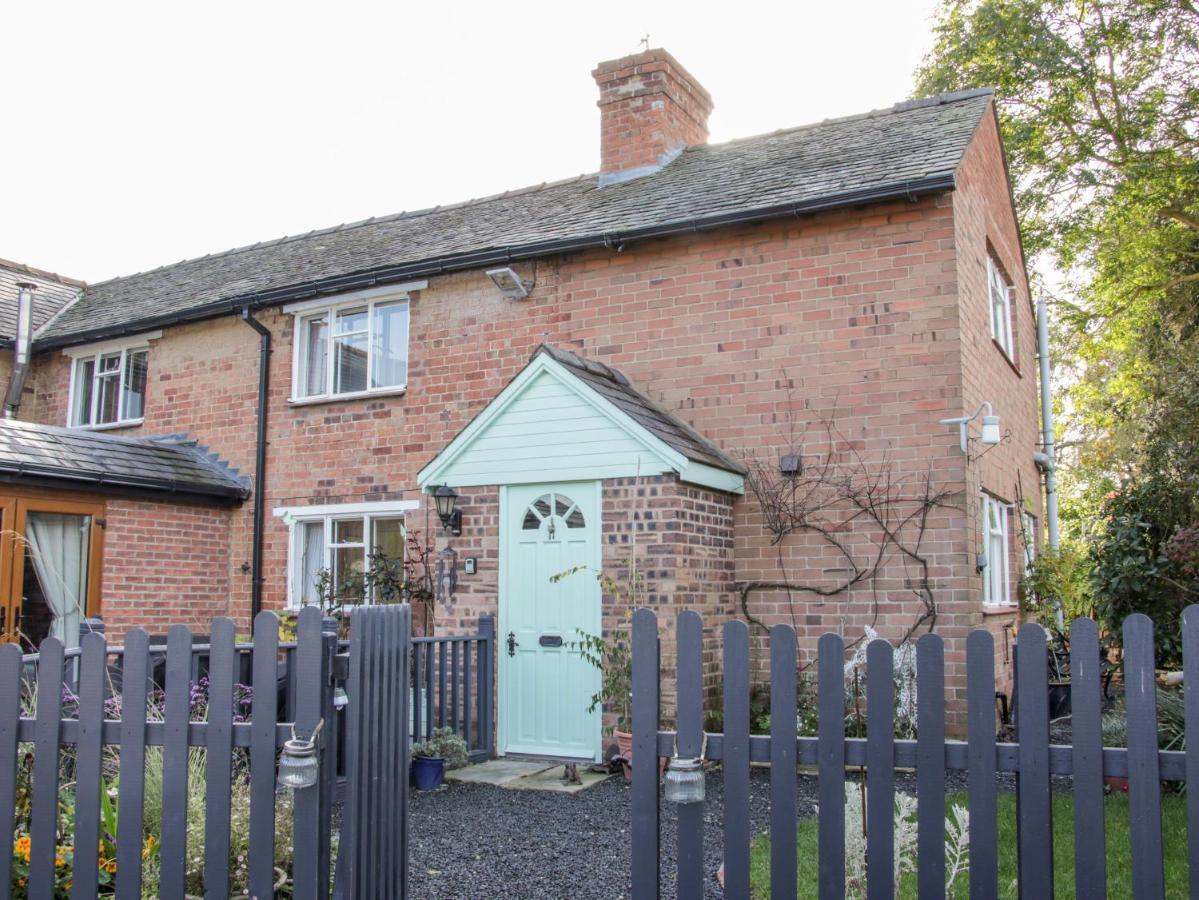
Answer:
[1,49,1042,750]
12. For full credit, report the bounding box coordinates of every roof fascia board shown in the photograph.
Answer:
[678,460,746,494]
[0,463,247,504]
[33,174,956,353]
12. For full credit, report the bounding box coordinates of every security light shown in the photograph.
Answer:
[940,401,1002,453]
[485,267,532,300]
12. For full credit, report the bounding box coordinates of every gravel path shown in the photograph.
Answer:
[407,766,991,899]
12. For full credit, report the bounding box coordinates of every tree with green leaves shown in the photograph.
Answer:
[915,0,1199,651]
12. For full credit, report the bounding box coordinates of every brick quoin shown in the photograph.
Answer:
[19,54,1039,731]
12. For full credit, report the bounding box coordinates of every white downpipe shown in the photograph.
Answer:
[1037,298,1060,551]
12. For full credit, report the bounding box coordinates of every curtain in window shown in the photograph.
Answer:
[299,521,325,606]
[24,512,90,647]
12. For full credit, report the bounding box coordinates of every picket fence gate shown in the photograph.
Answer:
[630,608,1197,899]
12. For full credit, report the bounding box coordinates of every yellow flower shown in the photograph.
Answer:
[14,835,31,862]
[105,860,117,874]
[17,877,25,888]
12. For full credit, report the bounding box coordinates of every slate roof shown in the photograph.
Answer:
[35,89,994,349]
[0,418,251,502]
[535,344,747,476]
[0,260,82,341]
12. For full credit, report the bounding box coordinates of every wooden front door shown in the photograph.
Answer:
[0,492,104,649]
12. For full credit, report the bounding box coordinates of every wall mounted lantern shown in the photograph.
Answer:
[940,401,1002,453]
[433,484,462,537]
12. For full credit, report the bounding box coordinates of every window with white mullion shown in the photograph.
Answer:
[289,513,407,608]
[70,346,149,427]
[988,256,1014,358]
[294,296,409,400]
[981,494,1013,606]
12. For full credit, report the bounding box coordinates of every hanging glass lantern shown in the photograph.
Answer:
[664,756,705,804]
[278,719,324,790]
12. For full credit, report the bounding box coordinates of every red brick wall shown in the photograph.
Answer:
[100,497,233,641]
[952,105,1041,699]
[21,106,1039,724]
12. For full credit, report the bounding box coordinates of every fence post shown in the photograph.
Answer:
[675,611,704,898]
[1015,623,1053,898]
[630,608,659,899]
[319,616,340,896]
[292,606,326,900]
[479,615,495,758]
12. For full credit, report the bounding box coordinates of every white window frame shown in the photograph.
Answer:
[63,333,160,430]
[981,493,1013,607]
[284,283,425,404]
[1022,511,1037,578]
[273,499,419,608]
[988,255,1015,359]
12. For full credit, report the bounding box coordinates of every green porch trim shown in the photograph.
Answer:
[417,352,744,493]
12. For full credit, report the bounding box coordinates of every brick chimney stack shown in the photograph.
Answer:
[592,49,713,186]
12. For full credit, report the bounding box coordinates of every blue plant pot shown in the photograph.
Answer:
[412,755,446,791]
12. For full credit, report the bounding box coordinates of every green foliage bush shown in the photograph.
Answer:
[1089,477,1198,665]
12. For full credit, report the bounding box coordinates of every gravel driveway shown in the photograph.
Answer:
[407,766,987,899]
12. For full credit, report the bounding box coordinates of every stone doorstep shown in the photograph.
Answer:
[445,758,614,793]
[502,764,614,794]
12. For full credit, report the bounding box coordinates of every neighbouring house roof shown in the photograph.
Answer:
[418,344,747,494]
[35,89,994,350]
[0,418,251,503]
[0,259,83,343]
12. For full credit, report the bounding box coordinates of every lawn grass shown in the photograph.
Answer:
[748,789,1188,898]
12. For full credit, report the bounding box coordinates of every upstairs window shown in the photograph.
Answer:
[988,255,1015,359]
[68,345,150,428]
[291,290,410,401]
[981,493,1013,606]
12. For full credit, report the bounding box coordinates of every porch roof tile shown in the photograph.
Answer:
[0,418,250,503]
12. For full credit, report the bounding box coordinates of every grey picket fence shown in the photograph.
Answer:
[631,608,1197,899]
[0,606,338,900]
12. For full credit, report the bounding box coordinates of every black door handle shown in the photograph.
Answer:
[507,631,518,657]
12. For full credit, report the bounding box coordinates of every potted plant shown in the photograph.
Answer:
[571,611,634,766]
[411,726,469,791]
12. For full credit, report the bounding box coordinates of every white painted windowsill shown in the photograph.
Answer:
[68,418,145,432]
[288,386,407,407]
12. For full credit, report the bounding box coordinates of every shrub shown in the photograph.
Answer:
[412,727,470,770]
[1020,544,1095,626]
[1090,478,1198,666]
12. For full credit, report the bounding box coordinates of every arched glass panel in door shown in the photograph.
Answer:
[521,492,586,536]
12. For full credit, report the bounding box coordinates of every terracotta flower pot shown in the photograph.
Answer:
[615,729,634,759]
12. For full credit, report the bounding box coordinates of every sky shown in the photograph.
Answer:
[2,0,943,284]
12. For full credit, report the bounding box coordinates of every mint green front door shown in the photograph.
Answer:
[500,482,602,760]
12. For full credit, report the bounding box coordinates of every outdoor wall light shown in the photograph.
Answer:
[485,267,532,300]
[277,719,324,790]
[664,756,705,804]
[940,401,1002,453]
[433,484,463,537]
[779,453,802,477]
